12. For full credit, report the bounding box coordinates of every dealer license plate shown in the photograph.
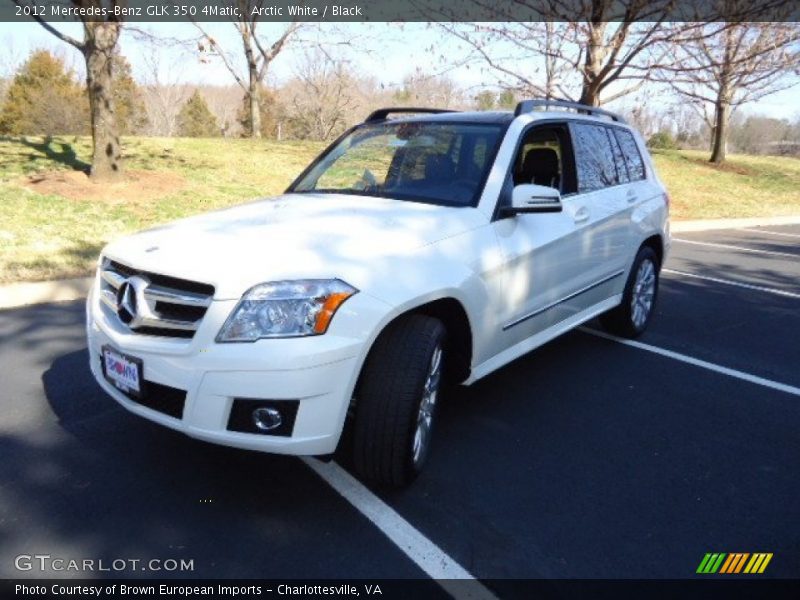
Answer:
[102,345,143,397]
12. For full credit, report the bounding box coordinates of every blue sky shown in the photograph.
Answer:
[1,21,797,120]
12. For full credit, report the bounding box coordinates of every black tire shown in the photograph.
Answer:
[352,314,446,487]
[599,246,660,338]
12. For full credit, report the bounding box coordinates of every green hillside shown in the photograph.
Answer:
[1,136,798,283]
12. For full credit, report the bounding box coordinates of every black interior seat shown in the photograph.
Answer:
[520,148,560,189]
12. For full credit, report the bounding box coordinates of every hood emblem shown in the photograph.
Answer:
[116,275,150,328]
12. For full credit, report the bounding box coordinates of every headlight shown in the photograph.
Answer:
[216,279,358,342]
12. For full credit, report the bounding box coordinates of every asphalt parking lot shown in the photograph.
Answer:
[1,224,798,593]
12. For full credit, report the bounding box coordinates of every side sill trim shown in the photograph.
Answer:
[502,269,625,331]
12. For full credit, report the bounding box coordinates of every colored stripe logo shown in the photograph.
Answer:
[697,553,773,574]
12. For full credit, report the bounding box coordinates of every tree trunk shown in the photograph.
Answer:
[709,101,729,163]
[83,23,122,181]
[580,16,606,107]
[242,31,262,139]
[248,77,262,139]
[709,27,737,165]
[710,91,731,164]
[579,86,602,107]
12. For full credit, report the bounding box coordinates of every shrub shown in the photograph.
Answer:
[647,131,677,150]
[0,50,88,136]
[112,55,148,135]
[177,91,219,137]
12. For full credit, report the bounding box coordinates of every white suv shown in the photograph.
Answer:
[87,100,669,486]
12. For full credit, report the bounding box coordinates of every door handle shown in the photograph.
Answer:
[573,206,590,223]
[626,190,638,204]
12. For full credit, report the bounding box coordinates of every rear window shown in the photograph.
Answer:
[614,129,646,181]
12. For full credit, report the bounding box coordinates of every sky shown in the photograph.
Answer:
[1,21,798,120]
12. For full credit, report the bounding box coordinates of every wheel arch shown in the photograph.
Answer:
[408,297,473,384]
[359,295,474,388]
[640,233,664,268]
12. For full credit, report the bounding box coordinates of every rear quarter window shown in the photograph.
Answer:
[607,129,630,183]
[614,128,646,181]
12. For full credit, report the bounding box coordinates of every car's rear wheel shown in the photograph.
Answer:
[352,314,445,487]
[600,246,660,338]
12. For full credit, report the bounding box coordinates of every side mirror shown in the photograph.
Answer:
[500,184,562,216]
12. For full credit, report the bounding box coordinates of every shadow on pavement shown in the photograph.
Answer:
[0,347,414,579]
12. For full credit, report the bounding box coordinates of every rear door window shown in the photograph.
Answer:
[571,122,618,193]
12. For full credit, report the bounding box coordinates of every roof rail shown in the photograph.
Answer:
[365,107,458,122]
[514,99,626,123]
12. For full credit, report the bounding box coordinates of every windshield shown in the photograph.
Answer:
[290,121,505,207]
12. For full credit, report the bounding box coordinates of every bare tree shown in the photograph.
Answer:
[0,36,23,107]
[280,51,358,141]
[13,0,126,180]
[193,4,301,138]
[660,20,800,163]
[392,71,466,108]
[202,85,245,136]
[439,21,573,100]
[138,43,192,137]
[439,1,702,106]
[0,34,24,78]
[729,115,794,155]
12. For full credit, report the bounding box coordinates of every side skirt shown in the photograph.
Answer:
[463,294,622,385]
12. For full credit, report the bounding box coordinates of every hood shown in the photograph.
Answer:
[102,193,486,299]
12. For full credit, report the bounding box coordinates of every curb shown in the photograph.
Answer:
[671,215,800,233]
[0,276,93,310]
[1,215,799,310]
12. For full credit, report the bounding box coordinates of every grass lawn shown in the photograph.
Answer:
[651,149,800,220]
[0,136,324,283]
[1,136,798,284]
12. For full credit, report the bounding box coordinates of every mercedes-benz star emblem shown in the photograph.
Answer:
[116,275,150,328]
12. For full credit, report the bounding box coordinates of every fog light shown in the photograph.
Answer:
[252,407,282,431]
[228,399,298,436]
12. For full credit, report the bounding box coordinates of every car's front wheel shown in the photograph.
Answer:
[352,314,445,487]
[600,246,660,338]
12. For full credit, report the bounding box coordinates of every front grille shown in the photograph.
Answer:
[154,301,207,322]
[108,260,214,296]
[98,258,214,339]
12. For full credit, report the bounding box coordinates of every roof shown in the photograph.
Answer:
[364,100,627,126]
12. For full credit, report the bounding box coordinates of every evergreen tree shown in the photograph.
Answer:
[112,55,147,135]
[497,90,517,110]
[237,87,279,138]
[475,90,496,111]
[0,50,88,135]
[177,90,219,137]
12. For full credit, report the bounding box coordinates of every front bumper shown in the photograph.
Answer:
[86,277,380,456]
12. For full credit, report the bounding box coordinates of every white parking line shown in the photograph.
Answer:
[739,228,800,239]
[302,458,498,600]
[672,238,799,259]
[662,269,800,299]
[580,328,800,398]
